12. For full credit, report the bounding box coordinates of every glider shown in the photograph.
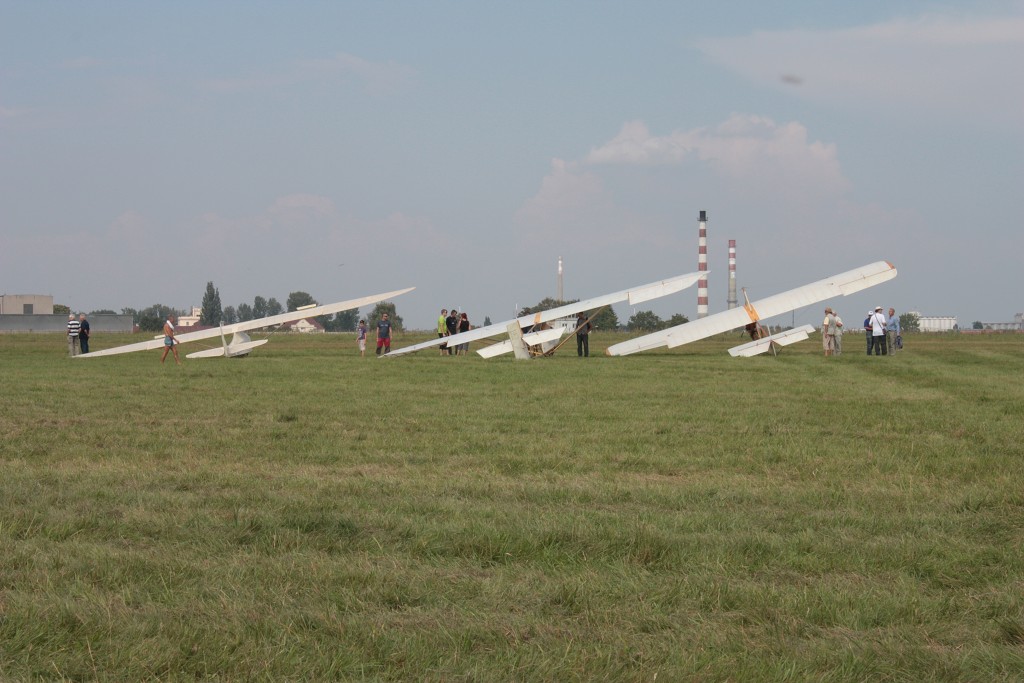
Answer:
[75,287,415,359]
[385,272,704,359]
[728,324,816,357]
[606,261,897,357]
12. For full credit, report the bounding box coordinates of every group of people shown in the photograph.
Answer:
[822,305,902,357]
[436,308,472,355]
[66,313,90,356]
[355,313,393,357]
[865,306,901,356]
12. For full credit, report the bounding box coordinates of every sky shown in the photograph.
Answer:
[2,1,1022,330]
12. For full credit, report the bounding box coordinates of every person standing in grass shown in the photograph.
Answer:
[833,310,843,356]
[160,313,181,365]
[445,308,459,355]
[457,311,471,355]
[576,312,592,357]
[375,312,392,356]
[78,312,91,354]
[437,308,448,356]
[357,319,368,357]
[822,307,836,357]
[871,306,888,355]
[864,310,874,355]
[67,313,81,357]
[887,307,901,355]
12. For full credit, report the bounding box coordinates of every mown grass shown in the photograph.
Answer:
[1,331,1023,681]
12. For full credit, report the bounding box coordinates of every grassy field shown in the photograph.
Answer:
[1,330,1023,681]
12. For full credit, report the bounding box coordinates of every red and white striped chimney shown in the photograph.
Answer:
[728,239,737,310]
[697,210,708,318]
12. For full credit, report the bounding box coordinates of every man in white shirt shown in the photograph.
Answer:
[870,306,887,356]
[67,314,81,357]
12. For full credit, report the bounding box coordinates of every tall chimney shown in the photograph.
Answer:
[728,239,737,310]
[557,256,564,302]
[697,211,708,318]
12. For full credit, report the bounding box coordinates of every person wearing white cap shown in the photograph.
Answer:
[870,306,888,355]
[822,307,837,357]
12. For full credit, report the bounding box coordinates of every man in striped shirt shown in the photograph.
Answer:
[67,314,81,357]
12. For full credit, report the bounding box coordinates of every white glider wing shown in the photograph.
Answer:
[606,261,896,356]
[475,326,566,359]
[77,287,415,358]
[727,324,815,357]
[185,331,270,359]
[385,272,703,357]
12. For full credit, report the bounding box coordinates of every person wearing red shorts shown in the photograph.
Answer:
[375,313,392,355]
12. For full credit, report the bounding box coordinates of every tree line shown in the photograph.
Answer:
[112,282,404,333]
[517,297,689,332]
[66,285,691,334]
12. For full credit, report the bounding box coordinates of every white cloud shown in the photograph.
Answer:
[513,115,912,288]
[518,159,607,214]
[585,121,692,165]
[586,116,850,198]
[513,158,632,247]
[695,14,1024,127]
[859,15,1024,46]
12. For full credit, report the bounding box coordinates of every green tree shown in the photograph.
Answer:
[667,313,689,328]
[589,308,619,331]
[121,307,139,325]
[286,291,316,312]
[972,321,983,330]
[518,297,572,316]
[90,309,116,315]
[483,316,492,326]
[899,312,920,332]
[252,296,268,319]
[139,304,177,332]
[200,281,222,326]
[54,304,70,315]
[517,299,618,331]
[222,306,238,324]
[287,291,332,328]
[627,310,664,332]
[266,298,283,316]
[368,301,403,333]
[325,309,359,332]
[236,303,253,322]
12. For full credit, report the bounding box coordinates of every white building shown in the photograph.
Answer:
[909,312,958,332]
[0,294,54,315]
[978,313,1024,331]
[282,318,325,333]
[178,306,202,327]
